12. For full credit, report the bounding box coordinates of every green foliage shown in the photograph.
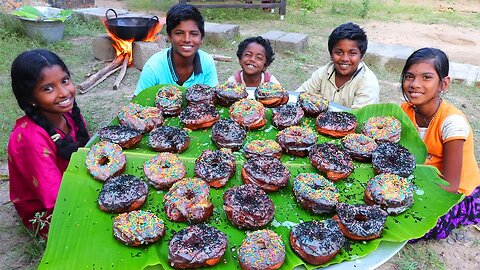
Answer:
[330,0,371,18]
[394,244,446,270]
[126,0,176,12]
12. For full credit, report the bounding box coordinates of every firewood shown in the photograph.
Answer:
[212,54,233,62]
[113,54,130,90]
[76,55,125,93]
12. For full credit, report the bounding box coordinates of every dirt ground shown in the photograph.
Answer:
[1,0,479,269]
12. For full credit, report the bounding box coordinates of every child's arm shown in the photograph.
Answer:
[440,139,464,193]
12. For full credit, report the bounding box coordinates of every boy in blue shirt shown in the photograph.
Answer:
[135,3,218,96]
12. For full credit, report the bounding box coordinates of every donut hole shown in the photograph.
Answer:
[185,190,195,200]
[99,155,110,166]
[161,162,172,169]
[354,214,368,222]
[312,179,327,190]
[256,239,267,249]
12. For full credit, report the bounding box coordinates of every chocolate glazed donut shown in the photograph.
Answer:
[185,84,217,105]
[179,103,220,130]
[98,174,148,213]
[223,184,275,229]
[148,126,190,153]
[308,142,354,182]
[241,156,290,192]
[333,203,388,240]
[98,125,143,149]
[168,224,228,269]
[271,103,304,130]
[315,111,357,138]
[290,219,346,265]
[276,125,317,157]
[211,119,247,151]
[372,142,416,177]
[194,149,236,188]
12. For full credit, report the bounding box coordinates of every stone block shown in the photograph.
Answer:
[92,34,116,61]
[275,32,308,53]
[204,22,239,43]
[132,39,164,70]
[261,30,287,50]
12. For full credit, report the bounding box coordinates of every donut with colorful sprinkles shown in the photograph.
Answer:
[143,152,186,190]
[98,174,149,213]
[223,184,275,229]
[315,111,357,138]
[372,142,416,177]
[243,139,282,159]
[98,125,142,149]
[297,92,329,116]
[85,141,126,182]
[185,83,217,105]
[362,116,402,143]
[154,85,183,117]
[308,142,354,182]
[215,81,248,107]
[147,126,190,153]
[179,103,220,130]
[238,229,285,270]
[254,82,289,108]
[229,98,266,130]
[332,203,388,240]
[113,210,165,247]
[289,219,346,265]
[364,173,415,215]
[276,125,318,157]
[194,148,236,188]
[163,178,213,223]
[293,173,339,215]
[341,133,378,162]
[211,119,247,151]
[168,224,228,269]
[241,156,290,192]
[117,102,164,133]
[271,103,304,130]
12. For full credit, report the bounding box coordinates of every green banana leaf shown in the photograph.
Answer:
[11,5,72,22]
[40,85,461,269]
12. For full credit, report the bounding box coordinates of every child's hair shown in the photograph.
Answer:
[166,3,205,38]
[236,36,275,67]
[328,22,368,57]
[401,47,449,83]
[10,49,90,160]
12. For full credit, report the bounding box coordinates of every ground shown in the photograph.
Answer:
[1,0,480,269]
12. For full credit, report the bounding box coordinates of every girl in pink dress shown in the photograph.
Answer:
[8,49,90,237]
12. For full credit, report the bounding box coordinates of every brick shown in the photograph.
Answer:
[204,22,239,43]
[261,30,287,50]
[92,34,116,61]
[275,32,308,53]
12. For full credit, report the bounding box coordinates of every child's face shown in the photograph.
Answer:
[240,42,267,76]
[402,61,446,105]
[32,65,75,116]
[330,39,362,78]
[168,20,202,59]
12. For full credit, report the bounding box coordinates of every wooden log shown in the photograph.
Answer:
[76,55,125,93]
[212,54,233,62]
[78,66,122,94]
[113,54,130,90]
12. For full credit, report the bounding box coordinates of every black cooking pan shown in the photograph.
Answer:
[105,9,159,41]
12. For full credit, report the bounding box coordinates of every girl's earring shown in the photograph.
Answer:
[32,103,37,107]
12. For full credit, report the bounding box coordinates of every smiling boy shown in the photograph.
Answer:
[296,22,379,109]
[134,3,218,96]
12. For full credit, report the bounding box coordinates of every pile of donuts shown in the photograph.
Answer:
[82,83,419,269]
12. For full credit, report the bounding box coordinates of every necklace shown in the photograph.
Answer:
[414,99,441,128]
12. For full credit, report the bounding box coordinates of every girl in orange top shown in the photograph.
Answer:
[401,47,479,240]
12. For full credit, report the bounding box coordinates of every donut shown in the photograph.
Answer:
[289,219,346,265]
[362,116,402,143]
[155,85,183,117]
[168,224,228,269]
[238,229,285,270]
[185,84,217,105]
[297,92,329,116]
[215,81,248,107]
[275,125,318,157]
[364,173,415,215]
[292,173,339,215]
[341,133,378,162]
[147,126,190,153]
[372,142,416,177]
[117,102,164,133]
[229,98,266,130]
[113,210,165,246]
[223,184,275,229]
[243,140,282,159]
[194,149,236,188]
[143,152,186,190]
[254,82,289,108]
[85,141,126,182]
[211,119,247,151]
[332,203,388,240]
[163,178,213,223]
[271,103,304,130]
[98,174,149,213]
[98,125,143,149]
[179,103,220,130]
[308,142,354,182]
[315,111,357,138]
[241,156,290,192]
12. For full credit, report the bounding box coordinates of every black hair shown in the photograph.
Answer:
[328,22,368,57]
[401,47,449,83]
[166,3,205,38]
[236,36,275,67]
[10,49,90,160]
